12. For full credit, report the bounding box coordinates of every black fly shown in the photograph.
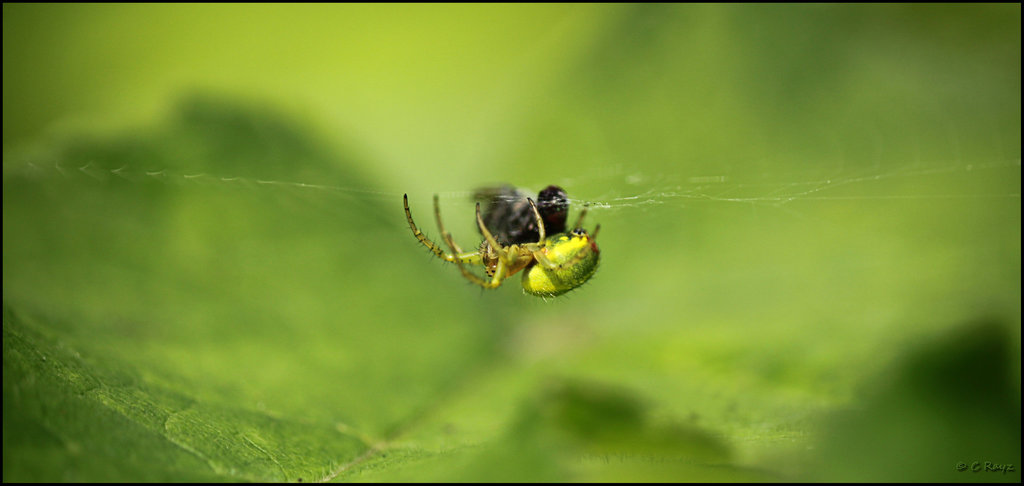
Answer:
[473,184,569,246]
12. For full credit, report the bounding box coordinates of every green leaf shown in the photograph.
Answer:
[3,97,502,482]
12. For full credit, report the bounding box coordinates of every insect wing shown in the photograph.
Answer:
[474,184,535,245]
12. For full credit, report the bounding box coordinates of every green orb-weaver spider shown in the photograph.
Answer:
[403,192,600,297]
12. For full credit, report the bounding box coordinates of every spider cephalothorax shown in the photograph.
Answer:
[403,190,600,297]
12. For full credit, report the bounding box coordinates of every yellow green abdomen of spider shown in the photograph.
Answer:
[521,231,600,297]
[403,193,601,298]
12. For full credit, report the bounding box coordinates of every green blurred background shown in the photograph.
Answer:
[3,4,1020,482]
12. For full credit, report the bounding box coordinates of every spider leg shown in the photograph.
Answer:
[572,203,590,230]
[475,201,514,268]
[527,197,546,243]
[434,194,506,289]
[404,194,480,264]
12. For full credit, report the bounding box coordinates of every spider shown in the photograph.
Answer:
[403,191,600,297]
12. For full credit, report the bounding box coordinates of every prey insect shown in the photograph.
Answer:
[403,189,600,297]
[474,184,569,246]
